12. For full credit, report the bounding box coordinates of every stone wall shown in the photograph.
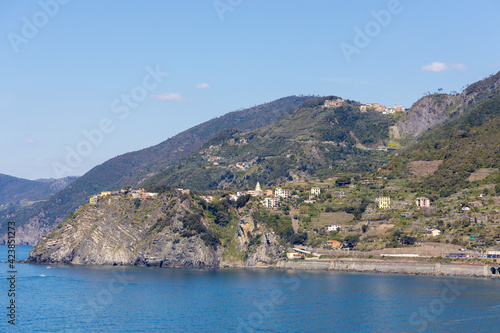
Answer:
[276,260,498,278]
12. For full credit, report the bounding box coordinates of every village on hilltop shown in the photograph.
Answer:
[323,98,406,114]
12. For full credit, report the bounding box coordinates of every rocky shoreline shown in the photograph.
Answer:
[21,255,500,279]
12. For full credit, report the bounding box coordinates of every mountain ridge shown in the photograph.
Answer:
[0,174,77,207]
[0,96,315,245]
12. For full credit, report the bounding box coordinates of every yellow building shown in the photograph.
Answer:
[377,196,391,209]
[311,187,321,196]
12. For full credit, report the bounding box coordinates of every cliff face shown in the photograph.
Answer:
[394,71,500,140]
[25,193,221,267]
[24,192,283,268]
[394,95,456,138]
[236,216,282,267]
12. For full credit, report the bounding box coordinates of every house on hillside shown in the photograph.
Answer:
[431,229,441,237]
[326,240,342,249]
[394,104,405,112]
[275,187,291,198]
[89,195,98,204]
[311,187,321,196]
[415,197,430,208]
[333,191,346,198]
[327,224,341,232]
[262,197,280,209]
[286,251,305,259]
[142,192,158,200]
[201,195,213,203]
[324,98,344,108]
[376,196,391,209]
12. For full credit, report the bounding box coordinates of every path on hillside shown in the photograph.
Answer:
[290,213,298,234]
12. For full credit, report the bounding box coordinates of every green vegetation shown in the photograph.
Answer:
[143,98,395,191]
[386,95,500,197]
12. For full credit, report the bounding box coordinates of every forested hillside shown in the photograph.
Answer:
[143,97,397,190]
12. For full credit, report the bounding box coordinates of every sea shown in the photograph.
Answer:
[1,245,499,332]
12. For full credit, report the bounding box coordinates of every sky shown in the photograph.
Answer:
[1,0,500,180]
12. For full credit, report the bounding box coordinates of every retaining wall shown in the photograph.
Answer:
[276,260,496,278]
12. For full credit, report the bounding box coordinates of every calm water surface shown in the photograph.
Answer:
[1,246,499,332]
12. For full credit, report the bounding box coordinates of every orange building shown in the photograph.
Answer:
[326,240,341,249]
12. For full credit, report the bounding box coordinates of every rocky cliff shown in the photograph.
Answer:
[394,71,500,139]
[24,191,284,268]
[393,94,455,138]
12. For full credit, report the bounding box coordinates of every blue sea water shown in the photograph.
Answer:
[0,246,499,332]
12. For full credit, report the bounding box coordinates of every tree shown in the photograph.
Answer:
[335,176,351,187]
[215,212,229,227]
[436,220,444,230]
[290,232,308,245]
[236,194,251,209]
[401,235,417,245]
[344,234,360,248]
[133,198,141,209]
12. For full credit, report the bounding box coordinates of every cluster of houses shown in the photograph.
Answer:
[374,196,433,210]
[89,191,119,204]
[323,98,344,108]
[423,227,442,237]
[322,98,406,114]
[359,103,405,114]
[235,162,251,169]
[263,186,322,208]
[89,188,158,204]
[202,183,322,209]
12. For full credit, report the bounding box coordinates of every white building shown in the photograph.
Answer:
[275,188,291,198]
[262,197,280,209]
[201,196,213,203]
[327,224,341,232]
[311,187,321,196]
[431,229,441,237]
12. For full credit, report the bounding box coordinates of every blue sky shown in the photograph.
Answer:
[1,0,500,180]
